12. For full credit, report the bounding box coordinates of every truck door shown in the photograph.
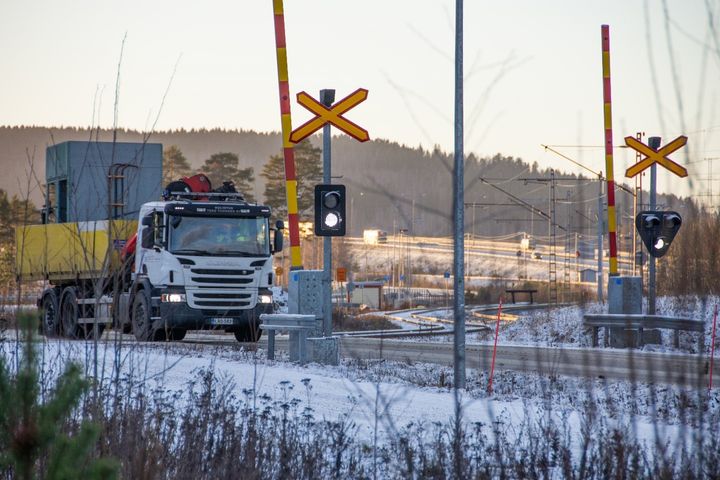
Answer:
[136,211,166,283]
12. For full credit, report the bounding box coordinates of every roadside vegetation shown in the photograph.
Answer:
[333,311,398,332]
[1,311,718,479]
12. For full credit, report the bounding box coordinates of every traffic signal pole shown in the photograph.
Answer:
[321,89,335,337]
[648,137,659,314]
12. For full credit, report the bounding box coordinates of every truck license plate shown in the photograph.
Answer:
[210,317,235,325]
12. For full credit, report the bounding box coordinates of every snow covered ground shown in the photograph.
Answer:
[391,296,718,354]
[1,333,707,451]
[1,294,717,475]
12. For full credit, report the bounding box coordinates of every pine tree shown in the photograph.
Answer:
[0,244,12,295]
[0,190,38,293]
[0,190,11,242]
[295,140,323,219]
[234,166,256,203]
[200,153,256,202]
[0,314,118,479]
[162,145,193,185]
[260,154,287,220]
[260,140,322,222]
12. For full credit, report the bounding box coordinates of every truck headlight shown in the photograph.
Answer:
[259,294,273,304]
[161,293,186,303]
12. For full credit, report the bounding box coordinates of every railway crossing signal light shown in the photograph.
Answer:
[635,211,682,258]
[314,184,346,236]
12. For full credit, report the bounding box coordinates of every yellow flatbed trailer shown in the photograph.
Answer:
[15,220,136,282]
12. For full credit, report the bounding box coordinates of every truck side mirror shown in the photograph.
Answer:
[273,221,284,253]
[141,215,153,227]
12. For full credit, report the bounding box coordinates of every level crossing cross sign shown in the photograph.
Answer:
[624,135,688,178]
[289,88,369,143]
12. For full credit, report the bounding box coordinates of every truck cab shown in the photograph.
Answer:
[123,198,283,342]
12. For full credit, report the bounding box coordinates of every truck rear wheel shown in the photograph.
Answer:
[132,291,164,341]
[40,290,60,337]
[60,287,81,338]
[59,288,105,340]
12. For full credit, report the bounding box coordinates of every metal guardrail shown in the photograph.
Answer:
[583,314,704,349]
[259,313,317,363]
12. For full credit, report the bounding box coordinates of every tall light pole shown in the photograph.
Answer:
[453,0,466,389]
[320,89,335,337]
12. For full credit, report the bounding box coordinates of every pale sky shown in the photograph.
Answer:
[1,0,717,199]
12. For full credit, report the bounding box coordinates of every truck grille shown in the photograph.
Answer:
[190,268,253,275]
[191,277,253,284]
[188,268,255,286]
[186,289,255,310]
[185,267,257,310]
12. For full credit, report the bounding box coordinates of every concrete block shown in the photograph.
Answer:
[288,331,308,363]
[307,337,339,365]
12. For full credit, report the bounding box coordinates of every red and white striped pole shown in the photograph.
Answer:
[488,296,503,395]
[272,0,302,269]
[601,25,619,276]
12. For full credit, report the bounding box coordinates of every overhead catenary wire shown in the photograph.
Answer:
[541,145,635,196]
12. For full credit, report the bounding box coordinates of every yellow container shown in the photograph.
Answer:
[15,220,137,282]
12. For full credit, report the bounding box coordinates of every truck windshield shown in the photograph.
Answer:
[168,216,269,256]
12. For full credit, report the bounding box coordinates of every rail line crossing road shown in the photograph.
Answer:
[289,88,369,143]
[624,135,688,178]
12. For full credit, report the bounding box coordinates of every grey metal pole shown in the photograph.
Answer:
[453,0,466,389]
[320,89,335,337]
[648,164,657,314]
[597,177,604,302]
[648,137,659,315]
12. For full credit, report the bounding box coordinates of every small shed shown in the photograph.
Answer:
[348,281,384,309]
[579,268,597,283]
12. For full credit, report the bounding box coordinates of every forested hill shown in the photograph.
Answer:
[0,126,281,207]
[0,126,686,238]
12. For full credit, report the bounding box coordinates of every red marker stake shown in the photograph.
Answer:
[709,304,718,390]
[488,296,503,395]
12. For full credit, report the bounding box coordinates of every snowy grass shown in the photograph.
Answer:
[2,295,719,479]
[2,325,719,479]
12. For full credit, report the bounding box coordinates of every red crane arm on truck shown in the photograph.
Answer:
[120,173,214,261]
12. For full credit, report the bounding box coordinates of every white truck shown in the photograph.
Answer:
[16,141,282,342]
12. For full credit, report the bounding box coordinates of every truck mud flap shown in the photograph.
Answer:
[118,293,131,329]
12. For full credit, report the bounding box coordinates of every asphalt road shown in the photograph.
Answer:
[338,337,711,387]
[183,331,713,388]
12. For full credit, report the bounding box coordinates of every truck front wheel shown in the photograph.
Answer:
[132,291,164,341]
[233,322,262,343]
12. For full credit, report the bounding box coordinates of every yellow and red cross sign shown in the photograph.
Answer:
[289,88,369,143]
[624,135,688,178]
